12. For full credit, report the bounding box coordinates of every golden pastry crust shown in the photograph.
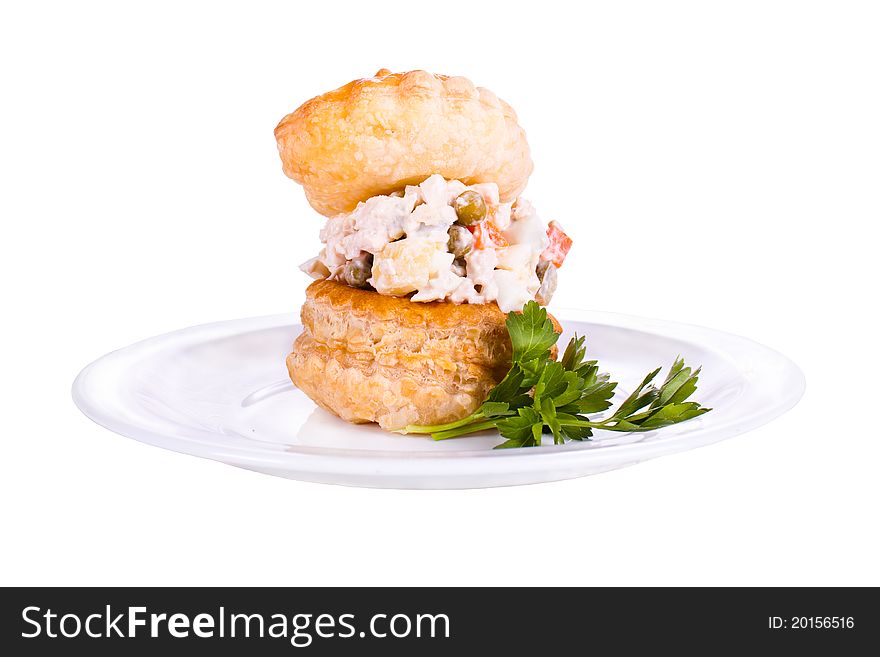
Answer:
[275,69,533,217]
[287,280,560,430]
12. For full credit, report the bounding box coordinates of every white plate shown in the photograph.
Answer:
[72,310,804,489]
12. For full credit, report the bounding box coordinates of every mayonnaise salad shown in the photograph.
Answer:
[300,174,571,313]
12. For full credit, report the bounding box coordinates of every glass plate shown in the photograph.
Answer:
[72,309,804,488]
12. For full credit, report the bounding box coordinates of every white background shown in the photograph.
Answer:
[2,1,878,586]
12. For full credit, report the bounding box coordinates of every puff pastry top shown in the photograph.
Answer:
[275,69,533,217]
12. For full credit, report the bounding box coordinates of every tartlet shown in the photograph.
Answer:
[276,70,571,430]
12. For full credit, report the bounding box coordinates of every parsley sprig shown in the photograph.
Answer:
[403,302,710,448]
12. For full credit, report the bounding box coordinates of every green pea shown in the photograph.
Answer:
[453,190,487,226]
[342,254,373,289]
[447,225,474,257]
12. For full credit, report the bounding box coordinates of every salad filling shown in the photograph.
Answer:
[300,174,571,313]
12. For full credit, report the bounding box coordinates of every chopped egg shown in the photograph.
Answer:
[370,236,444,296]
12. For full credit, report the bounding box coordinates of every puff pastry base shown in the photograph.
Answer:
[287,280,559,430]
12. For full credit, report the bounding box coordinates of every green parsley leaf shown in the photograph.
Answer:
[497,408,543,448]
[402,305,711,448]
[486,366,525,403]
[507,301,559,364]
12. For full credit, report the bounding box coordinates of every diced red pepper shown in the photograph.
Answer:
[468,219,509,249]
[542,221,572,267]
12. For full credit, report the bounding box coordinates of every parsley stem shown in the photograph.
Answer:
[432,420,499,441]
[402,413,483,435]
[555,420,644,432]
